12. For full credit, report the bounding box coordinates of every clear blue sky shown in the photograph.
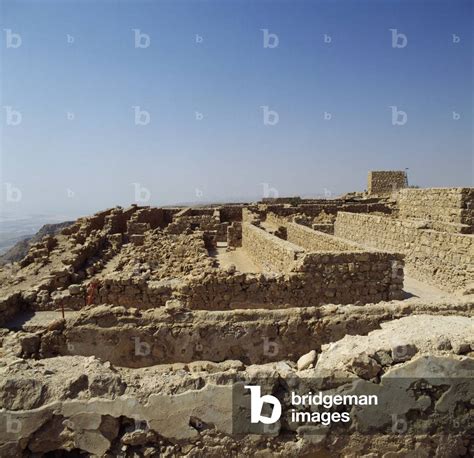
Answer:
[1,0,472,217]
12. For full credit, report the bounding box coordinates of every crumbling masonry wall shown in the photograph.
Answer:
[264,212,288,228]
[33,300,471,367]
[166,213,228,241]
[335,211,474,292]
[397,187,473,234]
[263,201,393,218]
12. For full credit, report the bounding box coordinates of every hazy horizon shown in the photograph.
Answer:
[1,0,473,218]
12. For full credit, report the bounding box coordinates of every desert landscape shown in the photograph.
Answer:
[0,170,472,457]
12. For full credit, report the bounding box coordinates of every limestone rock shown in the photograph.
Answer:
[68,284,81,295]
[297,350,316,370]
[391,343,418,363]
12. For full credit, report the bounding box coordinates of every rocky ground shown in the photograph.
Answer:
[1,299,472,457]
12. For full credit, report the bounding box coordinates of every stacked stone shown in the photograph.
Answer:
[335,211,474,292]
[367,170,407,195]
[398,187,473,233]
[242,223,303,273]
[286,222,358,252]
[226,222,242,250]
[241,222,404,304]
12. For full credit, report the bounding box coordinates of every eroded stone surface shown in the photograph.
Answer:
[316,315,474,379]
[0,313,472,456]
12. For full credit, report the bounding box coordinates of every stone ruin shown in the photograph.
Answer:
[0,172,473,457]
[367,170,408,195]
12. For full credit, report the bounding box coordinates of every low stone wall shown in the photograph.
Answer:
[261,196,303,205]
[166,215,228,241]
[49,278,176,311]
[241,223,304,273]
[397,188,473,233]
[294,251,403,302]
[265,212,289,228]
[48,260,403,312]
[242,208,261,224]
[184,248,403,306]
[266,213,334,234]
[335,212,474,292]
[312,223,333,234]
[285,222,361,252]
[99,279,175,308]
[38,300,471,367]
[240,222,404,304]
[264,202,393,218]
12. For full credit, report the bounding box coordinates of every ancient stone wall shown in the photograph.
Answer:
[264,212,287,228]
[185,252,403,307]
[190,208,216,216]
[49,271,173,312]
[261,196,303,205]
[397,187,473,233]
[312,223,334,234]
[242,208,261,224]
[266,212,335,234]
[367,170,407,194]
[162,208,181,225]
[242,222,304,273]
[166,214,228,241]
[82,208,116,231]
[226,222,242,249]
[29,259,403,314]
[104,207,141,234]
[99,279,175,309]
[285,222,361,252]
[295,250,404,302]
[241,222,404,303]
[219,205,244,222]
[37,300,468,367]
[264,201,392,218]
[130,207,166,229]
[335,211,474,292]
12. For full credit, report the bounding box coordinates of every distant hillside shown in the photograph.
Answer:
[0,234,32,254]
[0,221,74,265]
